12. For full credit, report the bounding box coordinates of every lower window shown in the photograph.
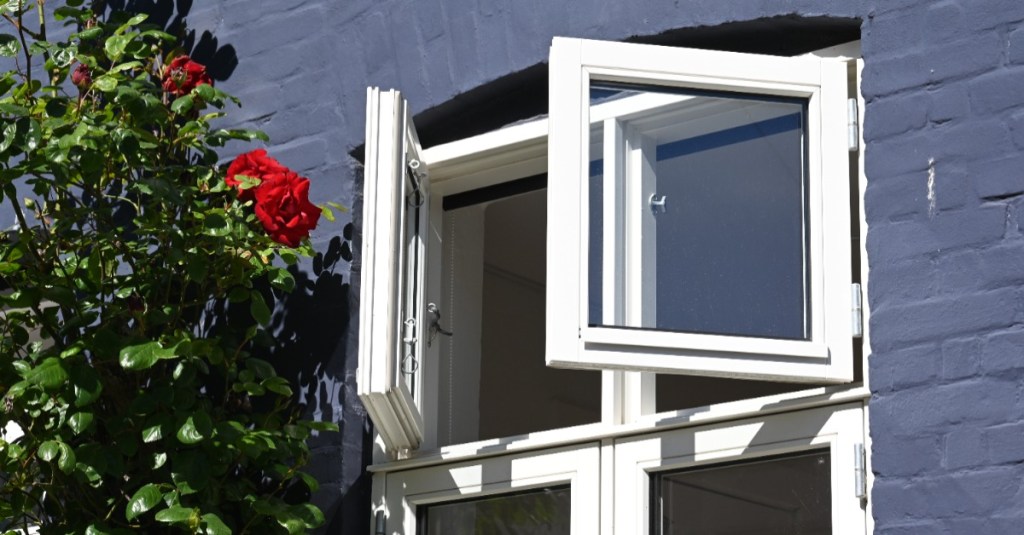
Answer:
[652,450,831,534]
[381,445,600,534]
[375,404,864,534]
[614,404,865,534]
[419,485,571,535]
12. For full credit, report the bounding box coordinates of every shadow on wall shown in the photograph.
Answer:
[100,0,238,80]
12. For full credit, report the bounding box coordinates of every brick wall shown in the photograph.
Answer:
[862,1,1024,533]
[4,0,1023,532]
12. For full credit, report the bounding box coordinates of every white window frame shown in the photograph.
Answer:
[358,87,428,453]
[547,38,854,383]
[613,403,866,534]
[360,37,868,535]
[375,444,600,534]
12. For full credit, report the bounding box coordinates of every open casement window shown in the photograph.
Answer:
[547,38,855,383]
[358,88,429,452]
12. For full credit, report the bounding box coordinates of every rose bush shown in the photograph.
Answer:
[0,3,341,533]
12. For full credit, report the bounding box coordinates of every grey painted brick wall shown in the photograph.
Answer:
[4,0,1024,532]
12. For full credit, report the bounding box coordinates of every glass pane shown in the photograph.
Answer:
[438,182,601,446]
[654,451,831,535]
[420,486,571,535]
[588,84,810,340]
[399,165,424,395]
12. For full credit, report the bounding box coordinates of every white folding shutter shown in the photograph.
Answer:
[547,38,854,383]
[358,88,427,452]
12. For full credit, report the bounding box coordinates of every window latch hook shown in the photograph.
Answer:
[649,193,668,215]
[426,302,453,347]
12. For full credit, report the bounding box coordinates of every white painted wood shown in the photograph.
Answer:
[384,444,601,534]
[613,404,866,534]
[547,37,854,384]
[369,385,870,474]
[358,88,426,453]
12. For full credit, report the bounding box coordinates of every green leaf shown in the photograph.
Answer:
[152,452,167,469]
[250,291,271,325]
[201,513,231,535]
[68,412,94,434]
[278,517,304,534]
[125,483,161,521]
[203,213,230,236]
[263,377,292,397]
[122,13,149,29]
[176,416,204,444]
[109,61,142,74]
[28,358,69,390]
[290,503,326,529]
[0,34,18,57]
[171,95,193,115]
[92,75,118,92]
[246,358,276,379]
[0,121,16,153]
[70,359,103,407]
[194,83,216,101]
[320,204,335,222]
[0,261,18,274]
[141,423,163,443]
[104,34,131,60]
[75,27,103,41]
[57,442,76,473]
[119,341,175,370]
[234,173,261,191]
[155,505,194,524]
[269,268,295,292]
[38,440,59,462]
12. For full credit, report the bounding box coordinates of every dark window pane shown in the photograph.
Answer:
[420,487,571,535]
[654,451,831,535]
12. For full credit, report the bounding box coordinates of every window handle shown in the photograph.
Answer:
[426,303,453,347]
[649,193,667,215]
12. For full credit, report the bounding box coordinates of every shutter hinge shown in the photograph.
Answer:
[375,510,386,535]
[851,283,863,338]
[847,98,860,152]
[854,442,867,499]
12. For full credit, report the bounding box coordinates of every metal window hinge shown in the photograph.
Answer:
[854,442,867,499]
[851,283,863,338]
[375,510,386,535]
[847,98,860,152]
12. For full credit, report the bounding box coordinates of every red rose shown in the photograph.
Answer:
[162,55,212,97]
[226,149,288,201]
[253,171,321,247]
[71,63,91,88]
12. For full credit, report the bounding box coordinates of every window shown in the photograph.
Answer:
[380,445,599,534]
[547,38,854,381]
[614,404,865,534]
[358,36,867,535]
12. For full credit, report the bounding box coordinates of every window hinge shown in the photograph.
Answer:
[374,510,386,535]
[851,283,863,338]
[854,442,867,499]
[847,98,860,152]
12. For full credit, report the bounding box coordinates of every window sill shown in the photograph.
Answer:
[369,382,869,473]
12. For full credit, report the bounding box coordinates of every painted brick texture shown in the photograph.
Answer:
[3,0,1023,532]
[861,2,1024,533]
